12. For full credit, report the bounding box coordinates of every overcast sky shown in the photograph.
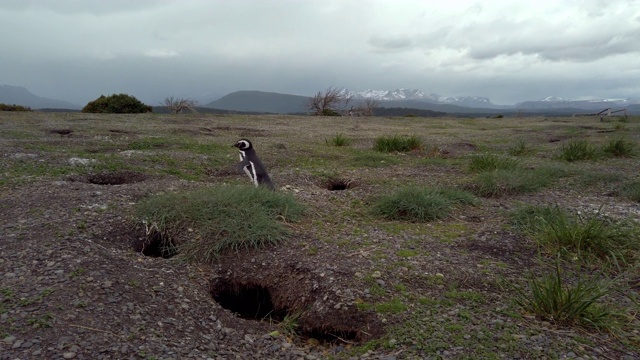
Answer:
[1,0,639,106]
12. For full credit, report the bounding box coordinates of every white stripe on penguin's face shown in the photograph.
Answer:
[236,140,251,150]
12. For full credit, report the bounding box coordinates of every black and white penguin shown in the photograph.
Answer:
[233,138,275,190]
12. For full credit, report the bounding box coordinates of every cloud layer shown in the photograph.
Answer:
[1,0,638,105]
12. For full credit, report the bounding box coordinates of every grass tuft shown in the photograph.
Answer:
[469,153,520,172]
[510,205,639,268]
[135,185,304,262]
[374,134,422,152]
[373,187,476,222]
[326,133,352,147]
[602,138,635,157]
[557,140,597,162]
[512,262,620,331]
[508,139,535,156]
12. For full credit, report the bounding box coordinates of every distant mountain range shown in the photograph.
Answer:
[0,85,81,110]
[204,89,639,116]
[2,84,638,116]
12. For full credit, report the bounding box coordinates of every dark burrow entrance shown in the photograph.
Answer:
[211,280,288,321]
[324,177,355,191]
[84,170,147,185]
[131,226,178,258]
[210,278,368,344]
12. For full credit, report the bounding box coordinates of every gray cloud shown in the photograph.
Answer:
[0,0,639,106]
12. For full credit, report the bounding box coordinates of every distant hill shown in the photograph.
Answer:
[205,91,309,114]
[0,85,81,110]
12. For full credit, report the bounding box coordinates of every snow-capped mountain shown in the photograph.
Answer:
[346,88,497,108]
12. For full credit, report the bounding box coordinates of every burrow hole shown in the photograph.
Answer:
[132,227,178,259]
[325,178,355,191]
[86,171,147,185]
[210,279,360,344]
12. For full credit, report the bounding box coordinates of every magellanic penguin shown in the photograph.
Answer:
[233,139,275,190]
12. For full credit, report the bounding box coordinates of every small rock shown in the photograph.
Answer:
[12,339,23,348]
[3,335,16,344]
[63,352,77,359]
[371,271,382,278]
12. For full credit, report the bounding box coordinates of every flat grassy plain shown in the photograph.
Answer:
[1,111,639,359]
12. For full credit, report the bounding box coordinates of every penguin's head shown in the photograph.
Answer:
[233,139,253,150]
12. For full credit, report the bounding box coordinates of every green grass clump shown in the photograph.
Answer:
[469,153,520,172]
[374,134,422,153]
[508,140,535,156]
[620,181,640,202]
[135,185,304,262]
[510,205,639,268]
[602,138,635,157]
[469,167,565,197]
[326,133,352,147]
[557,140,597,162]
[373,187,476,222]
[513,262,619,331]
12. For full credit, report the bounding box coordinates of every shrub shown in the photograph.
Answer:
[326,133,352,147]
[602,138,635,157]
[557,140,597,162]
[82,93,152,114]
[468,153,520,172]
[374,134,422,152]
[135,186,304,262]
[373,186,476,222]
[0,103,32,111]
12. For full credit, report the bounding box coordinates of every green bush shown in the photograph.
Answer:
[0,103,32,111]
[135,186,304,262]
[557,140,597,162]
[374,134,422,152]
[468,153,520,172]
[82,93,152,114]
[373,186,476,222]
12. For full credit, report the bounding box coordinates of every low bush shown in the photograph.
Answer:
[0,103,32,111]
[82,93,152,114]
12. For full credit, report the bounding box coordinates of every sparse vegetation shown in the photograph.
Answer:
[510,204,640,268]
[468,153,520,172]
[620,181,640,202]
[306,87,351,116]
[512,262,621,331]
[469,167,566,197]
[326,133,352,147]
[164,96,198,114]
[373,134,422,152]
[602,138,635,157]
[373,186,476,222]
[557,140,597,161]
